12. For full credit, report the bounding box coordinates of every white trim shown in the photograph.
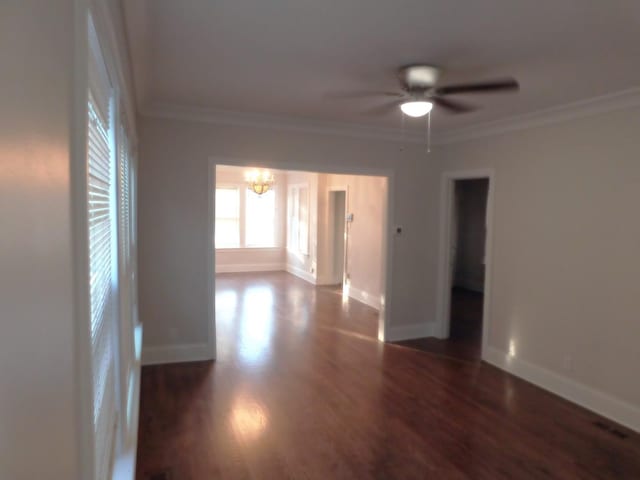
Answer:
[216,263,285,273]
[207,163,217,361]
[387,322,439,342]
[215,247,282,253]
[90,0,137,143]
[142,343,214,366]
[437,87,640,145]
[285,264,317,284]
[140,88,640,147]
[347,286,381,311]
[484,347,640,433]
[435,169,495,361]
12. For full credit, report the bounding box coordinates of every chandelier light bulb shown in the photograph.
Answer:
[245,169,275,195]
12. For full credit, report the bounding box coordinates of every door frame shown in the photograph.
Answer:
[208,158,395,353]
[436,169,495,360]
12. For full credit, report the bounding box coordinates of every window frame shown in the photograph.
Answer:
[214,185,242,249]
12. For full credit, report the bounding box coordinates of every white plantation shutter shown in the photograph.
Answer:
[117,120,137,431]
[88,27,117,480]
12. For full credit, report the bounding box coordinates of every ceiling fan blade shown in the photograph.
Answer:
[435,78,519,96]
[362,100,401,116]
[432,96,478,114]
[326,91,405,100]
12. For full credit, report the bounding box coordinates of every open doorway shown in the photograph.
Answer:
[210,163,391,364]
[328,189,347,287]
[428,170,494,362]
[446,178,489,359]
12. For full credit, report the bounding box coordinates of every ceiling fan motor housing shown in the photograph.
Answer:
[400,65,440,90]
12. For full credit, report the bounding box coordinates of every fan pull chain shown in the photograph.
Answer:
[401,111,406,145]
[426,111,432,154]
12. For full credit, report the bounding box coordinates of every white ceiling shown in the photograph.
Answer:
[124,0,640,133]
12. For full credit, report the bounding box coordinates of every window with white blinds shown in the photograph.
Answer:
[88,25,117,480]
[287,185,310,255]
[117,120,137,432]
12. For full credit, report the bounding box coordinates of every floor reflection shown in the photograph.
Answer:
[215,289,238,326]
[236,286,275,365]
[229,393,269,443]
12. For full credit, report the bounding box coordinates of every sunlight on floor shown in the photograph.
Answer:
[238,287,275,365]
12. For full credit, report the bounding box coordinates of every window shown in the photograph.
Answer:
[87,14,139,479]
[117,117,137,433]
[245,189,276,247]
[287,185,309,255]
[215,185,278,249]
[87,21,117,480]
[215,187,241,248]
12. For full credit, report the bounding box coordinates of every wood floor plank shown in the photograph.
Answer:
[136,272,640,479]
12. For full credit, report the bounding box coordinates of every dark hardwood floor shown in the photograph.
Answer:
[136,272,640,479]
[396,287,484,362]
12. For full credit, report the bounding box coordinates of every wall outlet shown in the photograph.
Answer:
[563,355,573,371]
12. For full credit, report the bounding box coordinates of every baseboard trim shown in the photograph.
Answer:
[216,263,284,273]
[484,347,640,433]
[387,322,439,342]
[348,286,381,311]
[285,264,316,284]
[142,342,214,366]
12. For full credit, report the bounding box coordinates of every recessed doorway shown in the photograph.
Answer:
[436,170,494,361]
[328,189,347,287]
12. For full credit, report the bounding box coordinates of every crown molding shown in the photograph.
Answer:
[140,87,640,147]
[141,102,426,144]
[436,87,640,145]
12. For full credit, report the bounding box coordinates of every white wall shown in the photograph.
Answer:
[0,1,81,477]
[138,115,439,353]
[435,106,640,425]
[215,165,287,272]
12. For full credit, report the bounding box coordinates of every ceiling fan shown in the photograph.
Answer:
[352,65,519,118]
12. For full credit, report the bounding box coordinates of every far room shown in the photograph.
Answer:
[214,165,389,361]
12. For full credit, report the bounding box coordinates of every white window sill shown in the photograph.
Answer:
[215,246,282,252]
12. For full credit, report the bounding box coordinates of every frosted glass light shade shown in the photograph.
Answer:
[400,101,433,118]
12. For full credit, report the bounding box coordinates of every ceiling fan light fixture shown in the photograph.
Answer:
[400,101,433,118]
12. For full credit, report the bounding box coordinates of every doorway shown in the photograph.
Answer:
[328,190,347,287]
[448,178,489,359]
[437,170,493,361]
[209,161,394,354]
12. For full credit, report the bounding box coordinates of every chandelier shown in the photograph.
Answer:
[245,169,275,195]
